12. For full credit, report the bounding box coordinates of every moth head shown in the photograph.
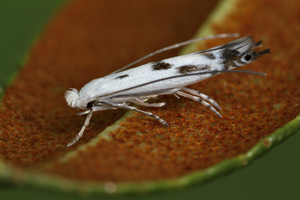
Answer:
[65,88,85,109]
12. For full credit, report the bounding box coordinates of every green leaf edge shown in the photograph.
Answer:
[0,114,299,195]
[0,0,67,102]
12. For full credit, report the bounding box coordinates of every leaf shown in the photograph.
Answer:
[0,0,300,199]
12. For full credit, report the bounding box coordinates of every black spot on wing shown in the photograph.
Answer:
[244,54,252,61]
[115,74,129,79]
[177,65,211,74]
[200,65,211,71]
[201,52,216,59]
[152,61,172,70]
[222,49,240,70]
[177,65,197,74]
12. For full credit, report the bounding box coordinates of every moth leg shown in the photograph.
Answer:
[129,98,166,107]
[181,87,221,110]
[67,110,93,147]
[173,93,180,99]
[176,91,222,118]
[99,101,169,126]
[130,106,169,126]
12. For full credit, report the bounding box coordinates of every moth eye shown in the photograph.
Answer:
[86,102,93,108]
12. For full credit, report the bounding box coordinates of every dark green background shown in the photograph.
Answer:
[0,1,299,199]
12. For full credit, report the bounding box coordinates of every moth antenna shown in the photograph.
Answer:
[111,33,239,74]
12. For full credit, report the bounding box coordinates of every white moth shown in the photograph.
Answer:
[65,33,270,147]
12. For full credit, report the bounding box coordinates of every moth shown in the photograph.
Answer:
[65,34,270,147]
